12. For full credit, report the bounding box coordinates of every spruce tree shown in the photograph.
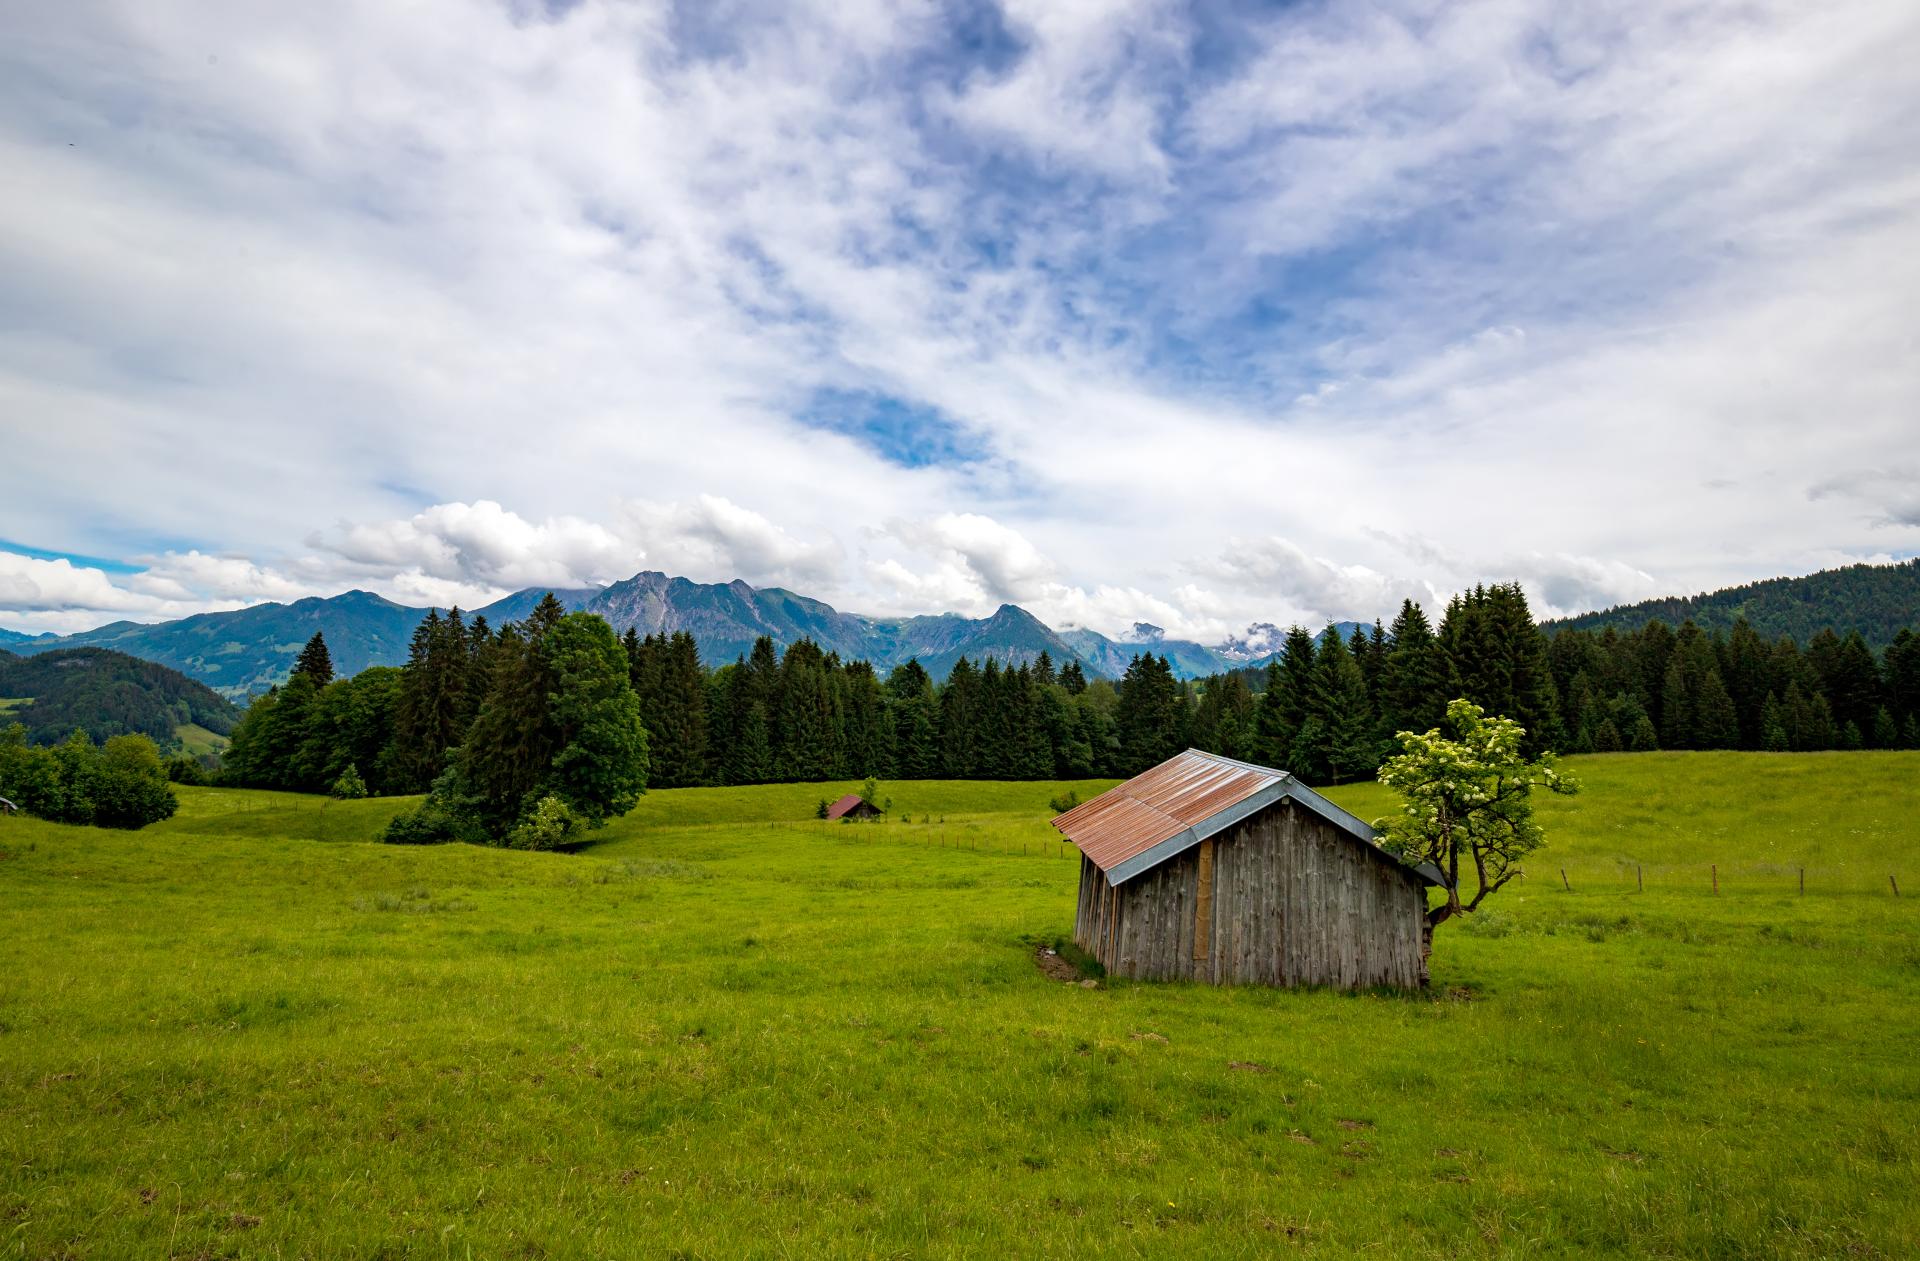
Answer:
[459,623,554,827]
[1115,654,1182,775]
[647,631,709,787]
[293,632,334,685]
[1759,692,1790,751]
[1254,627,1316,769]
[1306,627,1377,784]
[1720,619,1771,746]
[1379,600,1446,736]
[939,658,982,777]
[1059,660,1087,695]
[1884,628,1919,732]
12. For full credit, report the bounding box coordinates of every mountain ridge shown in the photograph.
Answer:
[1542,559,1920,649]
[7,572,1243,696]
[15,558,1910,697]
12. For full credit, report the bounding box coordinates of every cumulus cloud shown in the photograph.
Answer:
[618,496,842,589]
[1202,537,1434,627]
[0,552,153,614]
[3,0,1918,643]
[311,501,633,591]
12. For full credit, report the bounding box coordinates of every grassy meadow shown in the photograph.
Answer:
[1,753,1917,1258]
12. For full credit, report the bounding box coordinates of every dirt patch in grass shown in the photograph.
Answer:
[1035,944,1103,986]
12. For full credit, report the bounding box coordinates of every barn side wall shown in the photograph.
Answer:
[1072,803,1426,989]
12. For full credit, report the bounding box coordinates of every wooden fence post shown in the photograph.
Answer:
[1712,864,1718,895]
[1799,867,1805,895]
[1893,874,1901,898]
[1636,864,1643,893]
[1560,868,1571,892]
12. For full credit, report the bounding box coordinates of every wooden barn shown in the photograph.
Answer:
[1053,750,1442,989]
[823,794,881,821]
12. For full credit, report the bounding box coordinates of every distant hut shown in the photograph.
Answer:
[1053,750,1442,989]
[823,794,881,821]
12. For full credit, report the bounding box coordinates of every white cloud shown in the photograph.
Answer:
[2,0,1917,647]
[618,496,843,589]
[311,501,633,590]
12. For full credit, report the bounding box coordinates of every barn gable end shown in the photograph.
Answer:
[1057,750,1435,989]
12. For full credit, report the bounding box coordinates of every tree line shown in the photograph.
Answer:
[1185,588,1920,780]
[217,584,1920,827]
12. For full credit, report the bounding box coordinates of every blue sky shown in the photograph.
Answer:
[2,0,1917,637]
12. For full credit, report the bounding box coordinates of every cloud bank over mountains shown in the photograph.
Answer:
[3,0,1917,636]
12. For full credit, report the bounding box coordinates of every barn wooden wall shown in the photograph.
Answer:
[1072,802,1426,990]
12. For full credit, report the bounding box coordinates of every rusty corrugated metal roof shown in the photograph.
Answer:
[823,794,867,820]
[1053,750,1281,877]
[1053,749,1439,888]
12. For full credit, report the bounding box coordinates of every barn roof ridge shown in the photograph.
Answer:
[1053,748,1440,888]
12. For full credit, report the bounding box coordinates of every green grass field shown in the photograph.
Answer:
[172,722,231,759]
[1,753,1916,1258]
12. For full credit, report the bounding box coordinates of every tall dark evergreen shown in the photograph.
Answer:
[938,657,983,777]
[293,632,335,685]
[1379,600,1446,736]
[1439,583,1560,756]
[645,632,709,787]
[1115,653,1182,776]
[1304,627,1377,783]
[1254,627,1315,770]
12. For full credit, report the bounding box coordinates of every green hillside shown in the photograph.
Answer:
[1546,559,1920,647]
[0,754,1915,1256]
[0,647,240,748]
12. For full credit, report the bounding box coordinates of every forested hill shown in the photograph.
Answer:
[1544,560,1920,649]
[0,647,241,748]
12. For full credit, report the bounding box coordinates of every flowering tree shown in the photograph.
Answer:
[1376,699,1578,964]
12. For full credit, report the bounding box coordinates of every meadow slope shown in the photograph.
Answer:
[0,754,1916,1258]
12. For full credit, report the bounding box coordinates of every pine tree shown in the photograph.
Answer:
[293,632,334,685]
[1884,628,1919,732]
[1059,660,1087,695]
[1759,692,1790,751]
[938,658,982,777]
[728,690,773,785]
[1379,601,1445,736]
[1115,654,1182,775]
[389,609,469,793]
[1306,628,1377,784]
[1825,631,1883,734]
[1870,705,1897,750]
[458,623,554,827]
[1439,584,1560,755]
[1254,627,1315,769]
[646,632,709,787]
[774,641,835,782]
[1720,619,1771,747]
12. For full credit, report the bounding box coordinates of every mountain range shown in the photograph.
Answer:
[6,559,1914,700]
[1,572,1264,698]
